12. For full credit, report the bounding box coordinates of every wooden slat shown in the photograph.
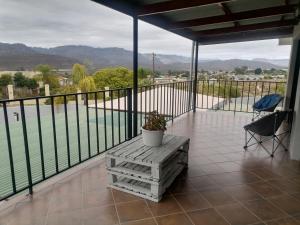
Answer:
[195,19,297,36]
[107,136,142,155]
[132,135,176,162]
[146,137,189,163]
[138,0,231,16]
[170,5,297,29]
[197,26,293,44]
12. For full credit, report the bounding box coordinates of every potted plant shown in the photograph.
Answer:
[141,111,167,147]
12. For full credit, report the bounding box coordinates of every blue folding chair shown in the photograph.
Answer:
[252,94,283,121]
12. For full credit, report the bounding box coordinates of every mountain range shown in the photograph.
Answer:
[0,42,288,72]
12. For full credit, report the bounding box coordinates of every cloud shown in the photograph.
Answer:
[0,0,291,59]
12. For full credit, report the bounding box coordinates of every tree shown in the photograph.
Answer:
[13,72,38,89]
[234,66,248,75]
[25,79,38,89]
[93,67,133,89]
[79,76,96,92]
[254,68,262,75]
[35,64,59,89]
[0,74,13,87]
[13,72,27,87]
[138,67,152,79]
[35,64,53,80]
[72,64,87,85]
[44,76,60,89]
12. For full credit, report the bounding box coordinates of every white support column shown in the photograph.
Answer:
[77,89,83,105]
[287,25,300,160]
[189,41,195,110]
[45,84,50,96]
[7,84,14,100]
[289,75,300,159]
[189,41,195,81]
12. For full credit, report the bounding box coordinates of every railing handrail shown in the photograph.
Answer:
[0,81,194,103]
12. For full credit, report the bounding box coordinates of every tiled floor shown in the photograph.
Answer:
[1,111,300,225]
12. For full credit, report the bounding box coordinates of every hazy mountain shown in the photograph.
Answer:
[0,43,80,70]
[253,58,289,67]
[0,42,284,72]
[197,59,283,71]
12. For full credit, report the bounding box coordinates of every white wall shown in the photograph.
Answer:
[288,25,300,160]
[290,75,300,159]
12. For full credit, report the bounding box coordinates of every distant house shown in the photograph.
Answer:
[57,76,72,86]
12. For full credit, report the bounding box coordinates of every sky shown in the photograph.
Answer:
[0,0,292,60]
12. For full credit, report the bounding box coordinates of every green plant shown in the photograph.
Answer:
[143,111,167,131]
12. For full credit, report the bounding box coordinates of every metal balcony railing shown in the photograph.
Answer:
[0,81,193,201]
[196,80,286,112]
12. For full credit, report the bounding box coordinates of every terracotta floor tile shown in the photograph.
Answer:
[250,168,281,180]
[121,218,157,225]
[188,208,229,225]
[200,188,237,206]
[268,195,300,216]
[244,199,286,221]
[112,189,142,203]
[48,193,82,214]
[46,210,82,225]
[83,188,114,208]
[184,166,207,177]
[267,179,300,194]
[199,164,224,175]
[82,205,119,225]
[190,175,218,191]
[206,155,230,163]
[223,184,262,201]
[265,217,300,225]
[218,171,261,185]
[216,203,260,225]
[146,196,182,216]
[168,178,197,194]
[217,162,243,172]
[116,200,152,223]
[156,213,193,225]
[174,192,211,211]
[248,181,284,198]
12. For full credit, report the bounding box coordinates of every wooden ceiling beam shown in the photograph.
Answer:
[170,5,297,29]
[219,2,239,27]
[197,27,294,45]
[138,0,231,16]
[195,19,297,36]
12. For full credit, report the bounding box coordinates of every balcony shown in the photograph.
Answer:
[0,86,299,225]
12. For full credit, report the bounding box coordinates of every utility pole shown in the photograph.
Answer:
[152,52,156,84]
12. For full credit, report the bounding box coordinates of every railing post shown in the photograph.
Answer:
[171,82,175,122]
[20,100,33,195]
[133,15,138,137]
[127,88,133,140]
[193,41,199,112]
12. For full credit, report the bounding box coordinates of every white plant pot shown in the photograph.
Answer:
[141,128,164,147]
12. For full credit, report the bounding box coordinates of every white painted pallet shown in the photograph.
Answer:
[106,134,190,202]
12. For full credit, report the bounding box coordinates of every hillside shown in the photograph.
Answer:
[0,43,80,70]
[0,42,286,71]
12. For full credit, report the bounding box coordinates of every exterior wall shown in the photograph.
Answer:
[288,25,300,160]
[290,75,300,159]
[284,39,298,109]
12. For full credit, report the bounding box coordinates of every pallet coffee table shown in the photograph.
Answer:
[106,134,190,202]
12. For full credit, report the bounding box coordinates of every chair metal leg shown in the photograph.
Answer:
[244,130,248,150]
